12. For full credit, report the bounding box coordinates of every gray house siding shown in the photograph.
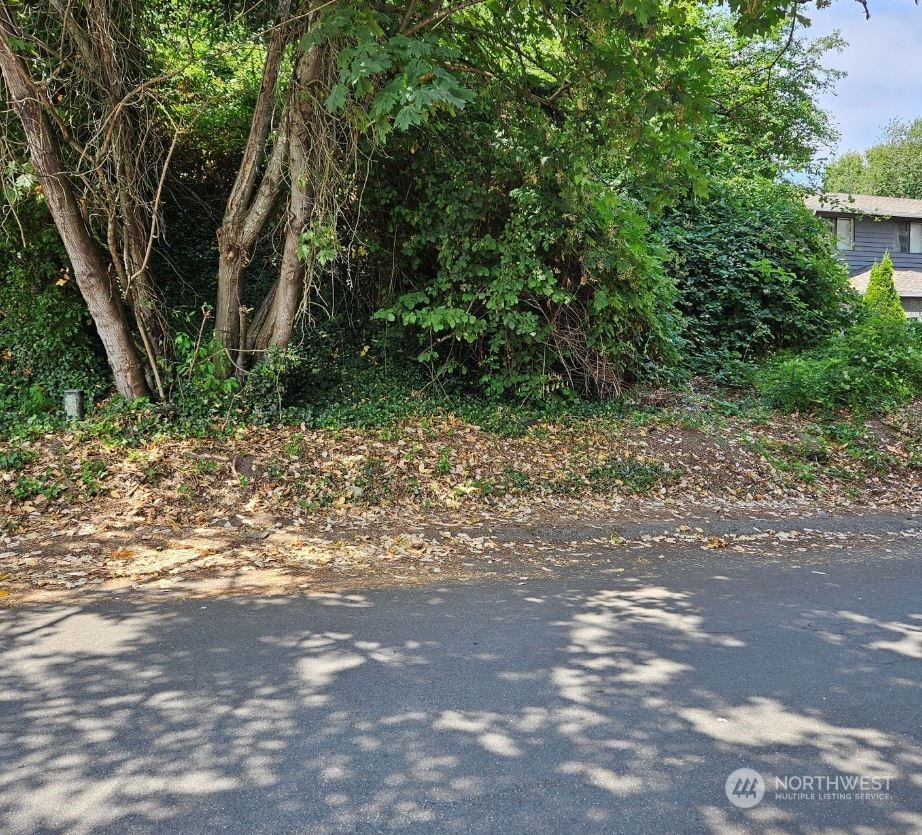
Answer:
[817,214,922,275]
[808,194,922,318]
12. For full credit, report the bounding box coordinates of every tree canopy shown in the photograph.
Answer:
[0,0,897,413]
[824,118,922,198]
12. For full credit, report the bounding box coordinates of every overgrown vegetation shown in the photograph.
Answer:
[659,177,852,381]
[758,310,922,416]
[0,191,108,419]
[368,100,682,399]
[757,251,922,417]
[1,1,918,440]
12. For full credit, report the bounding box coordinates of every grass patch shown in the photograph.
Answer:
[587,459,676,494]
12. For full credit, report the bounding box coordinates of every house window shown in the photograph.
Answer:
[895,221,922,254]
[824,216,854,251]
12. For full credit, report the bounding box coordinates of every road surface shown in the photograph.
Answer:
[1,532,920,833]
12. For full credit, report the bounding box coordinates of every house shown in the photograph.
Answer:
[804,192,922,319]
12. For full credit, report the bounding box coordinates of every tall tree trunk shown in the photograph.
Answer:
[215,0,293,363]
[81,0,172,375]
[116,142,172,358]
[247,41,334,353]
[0,5,149,400]
[215,242,247,351]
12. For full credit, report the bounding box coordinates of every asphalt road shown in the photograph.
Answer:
[1,538,920,833]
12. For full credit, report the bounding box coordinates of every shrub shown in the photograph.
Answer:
[864,254,904,320]
[756,313,922,414]
[659,177,854,374]
[367,102,682,400]
[166,328,240,425]
[242,346,306,423]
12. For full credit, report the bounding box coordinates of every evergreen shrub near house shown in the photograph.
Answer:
[658,177,853,380]
[864,254,904,320]
[757,251,922,415]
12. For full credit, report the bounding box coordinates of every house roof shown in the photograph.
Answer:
[850,268,922,299]
[805,193,922,220]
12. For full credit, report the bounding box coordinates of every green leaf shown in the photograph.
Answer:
[325,84,348,112]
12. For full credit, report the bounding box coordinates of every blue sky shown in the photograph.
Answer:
[804,0,922,162]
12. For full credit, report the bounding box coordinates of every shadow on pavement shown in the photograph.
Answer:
[1,556,920,833]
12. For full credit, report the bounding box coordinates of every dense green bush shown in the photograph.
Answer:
[368,102,682,400]
[864,254,904,320]
[659,177,853,376]
[756,313,922,414]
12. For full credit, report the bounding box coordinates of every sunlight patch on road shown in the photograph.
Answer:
[557,761,642,795]
[681,696,898,777]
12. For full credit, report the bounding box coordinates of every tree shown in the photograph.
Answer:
[656,16,852,375]
[865,253,905,320]
[0,0,873,403]
[822,151,868,192]
[824,119,922,198]
[698,16,844,178]
[212,0,726,373]
[0,2,151,399]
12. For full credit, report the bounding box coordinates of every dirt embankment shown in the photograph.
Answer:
[2,406,921,605]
